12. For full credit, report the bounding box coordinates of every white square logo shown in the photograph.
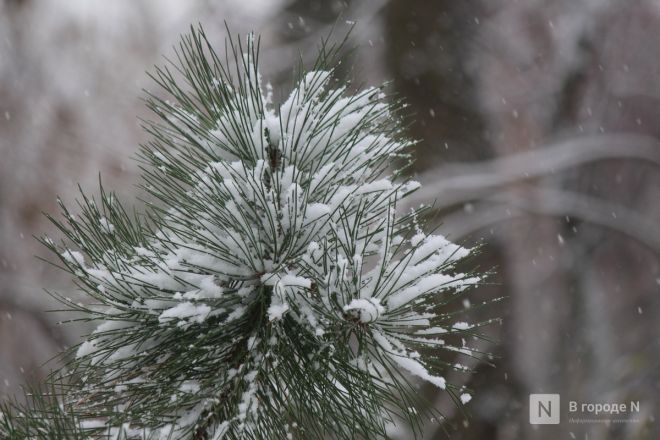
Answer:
[529,394,560,424]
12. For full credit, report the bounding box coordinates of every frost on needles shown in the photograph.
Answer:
[1,27,490,439]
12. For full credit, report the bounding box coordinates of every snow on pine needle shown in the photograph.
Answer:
[38,27,489,439]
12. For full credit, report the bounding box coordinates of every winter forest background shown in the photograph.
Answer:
[1,1,659,439]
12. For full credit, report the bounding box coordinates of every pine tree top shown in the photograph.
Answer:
[0,26,492,440]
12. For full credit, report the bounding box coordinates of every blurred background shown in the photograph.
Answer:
[1,1,659,438]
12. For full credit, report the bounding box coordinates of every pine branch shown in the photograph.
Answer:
[1,24,494,439]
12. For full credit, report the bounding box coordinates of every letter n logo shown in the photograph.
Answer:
[529,394,560,424]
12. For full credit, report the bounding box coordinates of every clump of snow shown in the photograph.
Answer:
[452,322,473,330]
[343,298,385,323]
[267,302,290,321]
[159,302,211,325]
[373,331,446,389]
[61,250,86,267]
[178,381,200,394]
[99,216,115,234]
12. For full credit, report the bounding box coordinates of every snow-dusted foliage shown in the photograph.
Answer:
[24,28,487,439]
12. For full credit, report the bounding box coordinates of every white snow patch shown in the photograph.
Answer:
[62,250,86,267]
[452,322,472,330]
[386,274,457,309]
[179,381,200,394]
[268,302,290,321]
[158,302,211,324]
[356,179,392,194]
[99,217,115,234]
[415,327,447,335]
[373,331,446,389]
[305,203,331,222]
[343,298,384,323]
